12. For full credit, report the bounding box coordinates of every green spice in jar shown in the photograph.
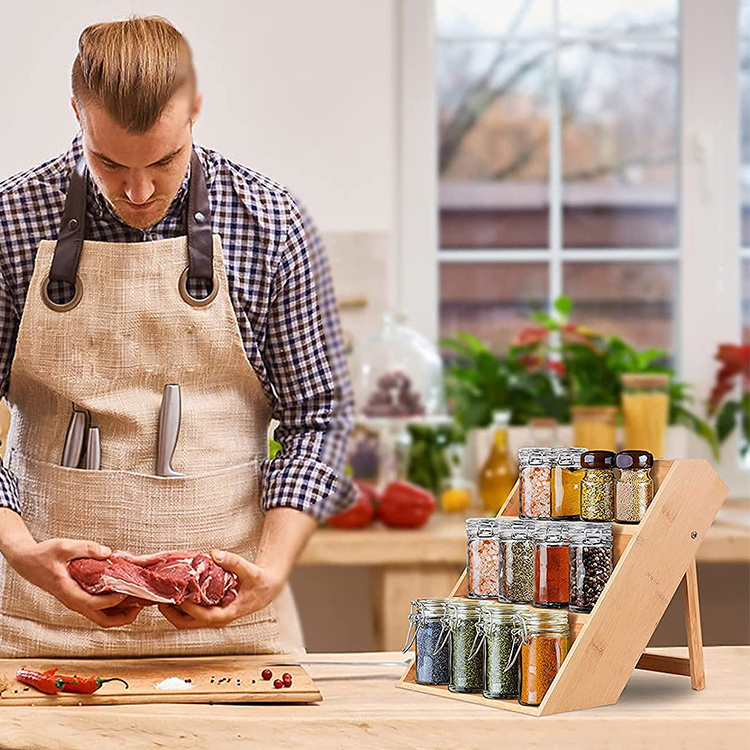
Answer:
[480,605,524,700]
[580,450,615,522]
[446,600,484,693]
[615,450,654,523]
[499,519,535,604]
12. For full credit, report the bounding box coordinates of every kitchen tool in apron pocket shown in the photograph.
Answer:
[157,384,186,477]
[60,405,89,467]
[83,426,101,470]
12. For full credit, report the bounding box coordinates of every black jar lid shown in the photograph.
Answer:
[581,450,615,469]
[616,450,654,469]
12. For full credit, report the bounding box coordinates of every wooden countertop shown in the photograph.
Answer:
[299,500,750,566]
[0,648,747,749]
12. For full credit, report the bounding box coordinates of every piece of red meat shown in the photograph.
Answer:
[68,550,239,607]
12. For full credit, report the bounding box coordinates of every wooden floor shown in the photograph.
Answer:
[0,648,747,749]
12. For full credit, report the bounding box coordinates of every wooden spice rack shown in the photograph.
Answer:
[396,459,728,715]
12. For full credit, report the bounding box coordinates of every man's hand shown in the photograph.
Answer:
[6,539,144,628]
[157,550,284,629]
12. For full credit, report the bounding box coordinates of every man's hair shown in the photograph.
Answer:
[71,16,196,134]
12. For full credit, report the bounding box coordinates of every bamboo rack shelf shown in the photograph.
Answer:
[397,459,728,715]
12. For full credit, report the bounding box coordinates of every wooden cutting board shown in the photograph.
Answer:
[0,654,321,706]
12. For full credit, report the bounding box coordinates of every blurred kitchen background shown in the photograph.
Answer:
[0,0,747,652]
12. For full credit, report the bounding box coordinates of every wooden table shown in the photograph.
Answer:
[298,501,750,650]
[0,648,747,749]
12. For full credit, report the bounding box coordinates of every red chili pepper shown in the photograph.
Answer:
[15,667,128,695]
[54,674,129,694]
[16,667,60,695]
[377,480,435,529]
[328,482,377,529]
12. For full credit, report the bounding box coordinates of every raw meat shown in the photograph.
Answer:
[68,550,239,606]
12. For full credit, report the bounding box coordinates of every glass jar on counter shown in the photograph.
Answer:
[615,450,654,523]
[402,598,452,685]
[518,447,552,519]
[466,519,501,599]
[478,604,525,700]
[517,609,569,706]
[499,519,535,604]
[440,599,484,693]
[580,450,616,522]
[551,447,587,519]
[569,523,613,613]
[534,522,570,609]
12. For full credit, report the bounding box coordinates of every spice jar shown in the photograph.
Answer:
[517,609,569,706]
[466,519,501,598]
[478,604,525,700]
[569,523,613,613]
[580,450,616,521]
[402,598,451,685]
[615,450,654,523]
[534,522,570,609]
[551,447,587,519]
[499,519,535,604]
[518,447,552,519]
[440,600,484,693]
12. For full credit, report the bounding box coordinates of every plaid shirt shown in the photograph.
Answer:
[0,132,356,522]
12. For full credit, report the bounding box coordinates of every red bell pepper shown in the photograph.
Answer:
[327,481,377,529]
[378,480,435,529]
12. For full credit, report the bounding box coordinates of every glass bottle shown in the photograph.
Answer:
[440,443,473,513]
[402,598,451,685]
[551,447,587,519]
[518,447,552,519]
[466,519,501,599]
[440,600,484,693]
[580,450,616,522]
[478,410,517,514]
[615,450,655,523]
[569,522,613,613]
[499,519,535,604]
[478,603,525,700]
[517,609,569,706]
[534,522,571,609]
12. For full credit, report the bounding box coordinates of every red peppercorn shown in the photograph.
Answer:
[261,669,273,681]
[273,679,283,689]
[282,673,293,687]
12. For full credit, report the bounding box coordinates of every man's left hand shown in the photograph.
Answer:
[157,550,285,630]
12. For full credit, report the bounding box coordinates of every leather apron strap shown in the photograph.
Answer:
[48,149,213,287]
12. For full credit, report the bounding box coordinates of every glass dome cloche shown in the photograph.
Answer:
[350,311,445,419]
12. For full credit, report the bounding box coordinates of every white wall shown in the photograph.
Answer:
[0,0,396,235]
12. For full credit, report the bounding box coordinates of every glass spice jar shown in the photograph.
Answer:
[499,519,536,604]
[517,609,569,706]
[440,599,484,693]
[402,598,451,685]
[478,603,525,700]
[569,523,613,613]
[580,450,616,522]
[466,519,501,598]
[615,450,654,523]
[551,447,587,519]
[534,522,570,609]
[518,447,552,519]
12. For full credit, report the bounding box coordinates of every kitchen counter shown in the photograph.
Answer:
[0,648,747,749]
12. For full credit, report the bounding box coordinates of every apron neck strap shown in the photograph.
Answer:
[49,148,213,285]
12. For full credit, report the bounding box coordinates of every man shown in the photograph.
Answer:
[0,16,355,657]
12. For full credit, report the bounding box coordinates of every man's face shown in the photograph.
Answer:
[74,91,200,230]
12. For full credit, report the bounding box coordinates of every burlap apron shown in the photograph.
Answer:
[0,150,304,657]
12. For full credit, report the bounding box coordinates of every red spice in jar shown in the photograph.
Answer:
[535,544,570,607]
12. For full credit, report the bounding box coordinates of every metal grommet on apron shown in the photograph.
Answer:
[0,147,305,658]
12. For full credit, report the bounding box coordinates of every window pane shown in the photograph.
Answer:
[438,42,550,248]
[563,262,677,355]
[437,0,552,39]
[440,263,548,352]
[743,259,750,346]
[561,39,678,248]
[559,0,677,36]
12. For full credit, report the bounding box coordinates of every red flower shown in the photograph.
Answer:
[513,327,548,347]
[708,344,750,413]
[547,360,566,377]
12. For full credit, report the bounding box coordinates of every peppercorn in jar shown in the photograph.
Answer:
[466,519,502,598]
[402,598,452,685]
[580,450,616,522]
[615,450,654,523]
[534,521,571,609]
[519,447,552,519]
[516,609,569,706]
[551,447,587,519]
[499,519,535,604]
[569,523,613,613]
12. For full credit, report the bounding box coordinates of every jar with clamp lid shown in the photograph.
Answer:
[569,522,613,613]
[534,521,570,609]
[437,599,484,693]
[516,609,569,706]
[477,603,525,699]
[518,447,552,519]
[466,518,501,598]
[402,598,451,685]
[580,450,616,522]
[499,519,535,604]
[615,450,654,523]
[551,447,587,519]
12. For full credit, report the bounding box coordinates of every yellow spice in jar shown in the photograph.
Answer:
[552,467,584,518]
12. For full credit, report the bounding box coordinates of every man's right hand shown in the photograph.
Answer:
[5,538,144,628]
